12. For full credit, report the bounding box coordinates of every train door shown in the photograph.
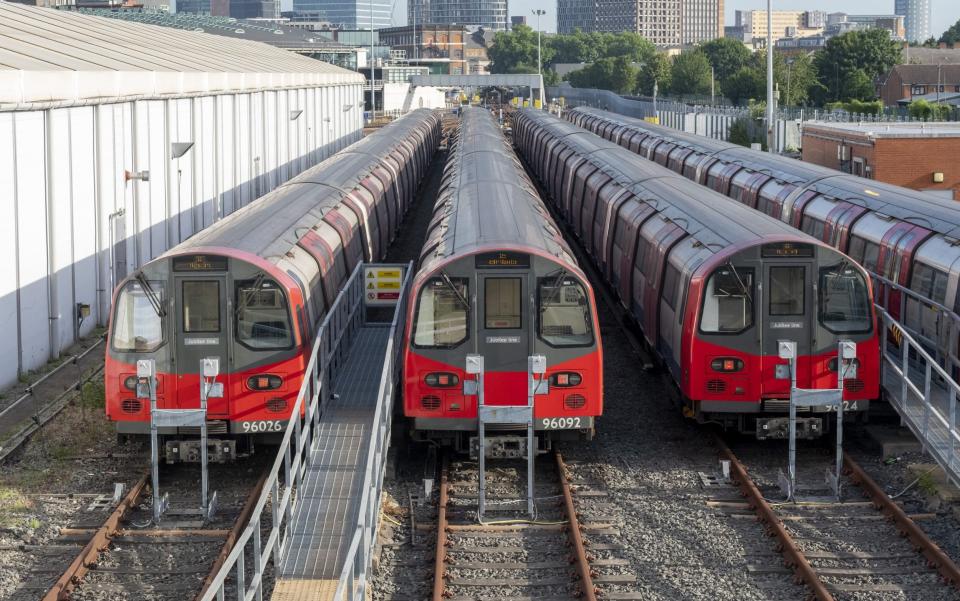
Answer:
[478,272,529,406]
[174,274,230,416]
[761,261,814,393]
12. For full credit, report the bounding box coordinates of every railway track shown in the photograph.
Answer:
[16,463,268,601]
[432,450,643,601]
[714,437,960,601]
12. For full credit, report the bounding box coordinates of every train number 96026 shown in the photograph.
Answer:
[240,420,284,433]
[541,417,582,430]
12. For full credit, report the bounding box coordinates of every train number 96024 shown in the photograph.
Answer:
[541,417,582,430]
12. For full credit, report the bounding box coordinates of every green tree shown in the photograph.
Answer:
[813,29,901,101]
[669,50,712,96]
[636,52,672,95]
[604,31,657,64]
[699,37,752,82]
[487,24,554,74]
[567,56,638,94]
[721,66,765,105]
[939,19,960,45]
[547,30,601,65]
[908,98,952,120]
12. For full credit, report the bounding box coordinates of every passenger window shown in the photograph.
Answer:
[801,216,825,241]
[485,278,521,329]
[769,266,805,316]
[414,278,469,348]
[236,279,293,349]
[700,266,754,333]
[538,277,593,347]
[662,264,681,309]
[183,281,221,333]
[910,263,948,304]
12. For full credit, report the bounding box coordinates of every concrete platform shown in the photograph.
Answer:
[864,424,923,457]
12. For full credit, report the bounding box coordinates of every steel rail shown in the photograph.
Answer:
[195,469,270,600]
[555,450,599,601]
[431,455,451,601]
[843,455,960,589]
[42,473,149,601]
[714,437,835,601]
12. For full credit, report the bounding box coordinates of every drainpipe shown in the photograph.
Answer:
[44,109,61,361]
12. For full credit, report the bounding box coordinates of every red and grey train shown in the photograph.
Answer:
[403,107,603,450]
[514,109,879,437]
[566,106,960,354]
[105,109,441,459]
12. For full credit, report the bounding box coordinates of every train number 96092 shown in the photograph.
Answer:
[541,417,582,430]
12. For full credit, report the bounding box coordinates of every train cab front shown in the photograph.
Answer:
[688,241,879,439]
[104,252,304,462]
[403,250,603,455]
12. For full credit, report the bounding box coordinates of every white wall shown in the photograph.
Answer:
[0,82,363,388]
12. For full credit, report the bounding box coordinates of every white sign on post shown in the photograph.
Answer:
[364,266,404,306]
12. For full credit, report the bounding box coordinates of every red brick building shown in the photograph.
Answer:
[877,64,960,107]
[801,121,960,200]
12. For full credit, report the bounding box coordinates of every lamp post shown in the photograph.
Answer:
[532,9,545,76]
[765,0,774,153]
[370,0,375,119]
[786,58,794,109]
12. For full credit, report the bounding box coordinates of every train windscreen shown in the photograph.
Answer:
[819,263,872,334]
[112,280,165,352]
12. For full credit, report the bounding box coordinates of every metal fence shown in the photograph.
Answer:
[198,261,412,601]
[880,307,960,489]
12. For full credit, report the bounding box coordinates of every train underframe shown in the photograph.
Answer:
[686,398,871,440]
[115,421,285,463]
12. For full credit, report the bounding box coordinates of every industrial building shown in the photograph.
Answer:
[0,2,365,390]
[801,121,960,199]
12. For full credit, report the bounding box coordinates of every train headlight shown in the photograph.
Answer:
[123,375,138,391]
[425,372,460,388]
[710,358,744,373]
[549,372,582,387]
[247,375,283,391]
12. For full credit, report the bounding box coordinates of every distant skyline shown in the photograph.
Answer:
[280,0,960,35]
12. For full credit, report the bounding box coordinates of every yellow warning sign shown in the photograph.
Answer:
[364,265,405,306]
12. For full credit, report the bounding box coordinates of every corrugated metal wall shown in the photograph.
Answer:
[0,83,363,389]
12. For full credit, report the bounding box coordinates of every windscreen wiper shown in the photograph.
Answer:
[440,271,469,310]
[136,273,166,318]
[236,273,266,317]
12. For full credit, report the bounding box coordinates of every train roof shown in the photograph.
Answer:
[167,109,439,261]
[419,107,578,275]
[571,106,960,239]
[523,110,810,250]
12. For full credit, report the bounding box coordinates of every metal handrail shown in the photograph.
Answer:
[198,261,408,601]
[879,305,960,488]
[334,262,412,601]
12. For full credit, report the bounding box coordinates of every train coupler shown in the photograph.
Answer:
[755,417,823,441]
[164,439,237,464]
[469,435,532,459]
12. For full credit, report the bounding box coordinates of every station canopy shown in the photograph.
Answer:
[0,2,364,108]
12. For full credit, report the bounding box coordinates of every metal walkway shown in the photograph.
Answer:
[199,262,411,601]
[274,327,389,595]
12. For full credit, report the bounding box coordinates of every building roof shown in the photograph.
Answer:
[884,63,960,85]
[802,120,960,139]
[0,2,363,109]
[76,10,355,53]
[901,46,960,65]
[897,91,960,106]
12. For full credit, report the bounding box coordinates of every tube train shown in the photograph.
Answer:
[566,106,960,355]
[514,109,879,438]
[403,107,603,452]
[105,109,442,461]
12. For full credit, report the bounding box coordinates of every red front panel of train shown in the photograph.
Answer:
[686,336,880,406]
[404,352,603,422]
[105,354,305,428]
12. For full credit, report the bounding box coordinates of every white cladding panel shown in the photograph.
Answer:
[0,82,363,389]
